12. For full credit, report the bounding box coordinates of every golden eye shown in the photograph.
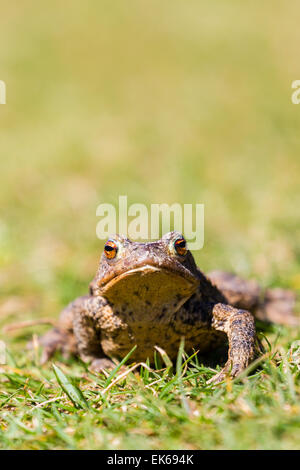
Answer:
[174,237,187,256]
[104,240,118,259]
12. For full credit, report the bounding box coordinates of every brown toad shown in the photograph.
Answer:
[37,232,297,383]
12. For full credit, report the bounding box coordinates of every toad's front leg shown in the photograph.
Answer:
[72,296,115,373]
[208,303,256,384]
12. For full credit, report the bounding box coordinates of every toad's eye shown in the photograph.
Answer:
[174,237,187,256]
[104,240,118,259]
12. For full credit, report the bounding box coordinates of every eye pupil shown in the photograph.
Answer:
[105,245,114,251]
[104,240,118,259]
[174,238,187,255]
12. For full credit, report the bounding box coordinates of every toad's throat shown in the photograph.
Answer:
[100,265,198,313]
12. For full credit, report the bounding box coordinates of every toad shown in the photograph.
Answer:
[36,232,297,383]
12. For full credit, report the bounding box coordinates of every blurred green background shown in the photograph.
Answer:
[0,0,300,327]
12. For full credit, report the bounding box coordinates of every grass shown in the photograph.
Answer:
[0,327,299,450]
[0,0,300,450]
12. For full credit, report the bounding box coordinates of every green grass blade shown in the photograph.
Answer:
[104,345,137,388]
[52,363,89,410]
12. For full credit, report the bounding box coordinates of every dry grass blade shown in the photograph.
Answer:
[3,319,56,333]
[154,346,173,370]
[31,396,62,410]
[101,362,152,395]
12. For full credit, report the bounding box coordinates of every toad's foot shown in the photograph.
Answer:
[255,288,298,326]
[207,360,246,384]
[89,357,116,373]
[27,327,77,364]
[27,299,85,364]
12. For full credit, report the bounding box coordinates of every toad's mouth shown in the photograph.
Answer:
[99,264,199,307]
